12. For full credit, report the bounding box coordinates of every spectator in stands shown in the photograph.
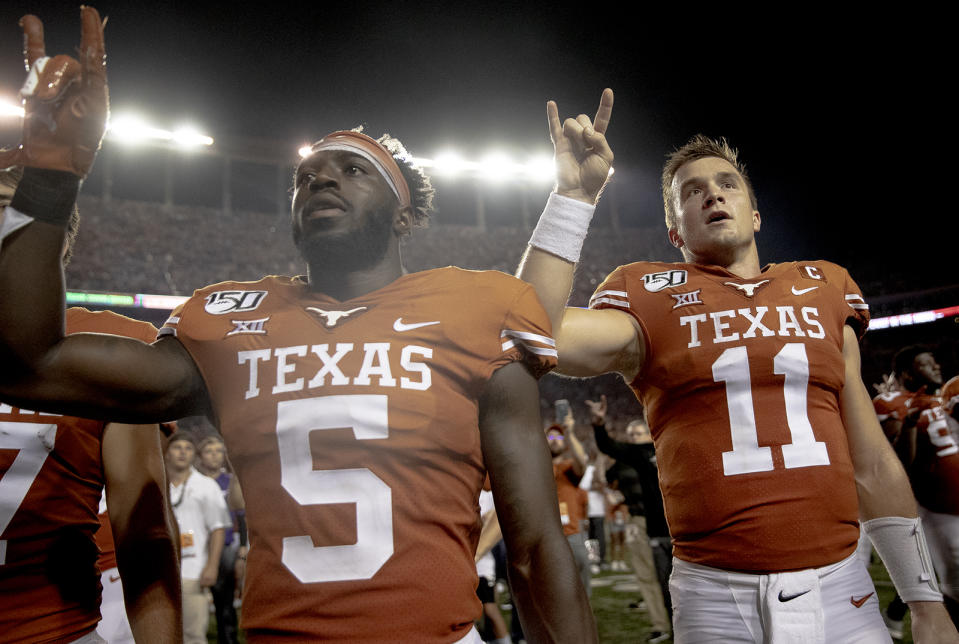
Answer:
[166,431,231,644]
[588,397,671,643]
[196,436,247,644]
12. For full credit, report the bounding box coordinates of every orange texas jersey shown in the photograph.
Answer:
[909,402,959,515]
[0,308,156,644]
[590,260,870,574]
[871,390,959,512]
[158,267,556,643]
[872,388,941,442]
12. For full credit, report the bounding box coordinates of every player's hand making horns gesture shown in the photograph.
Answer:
[548,88,614,205]
[0,6,108,178]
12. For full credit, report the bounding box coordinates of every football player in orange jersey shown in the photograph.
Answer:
[875,347,959,630]
[874,346,945,466]
[1,165,181,642]
[0,8,597,643]
[515,92,959,641]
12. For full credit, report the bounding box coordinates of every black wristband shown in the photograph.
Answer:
[9,168,81,227]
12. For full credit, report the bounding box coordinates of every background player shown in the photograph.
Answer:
[0,167,181,643]
[0,8,596,642]
[514,92,958,641]
[875,346,959,630]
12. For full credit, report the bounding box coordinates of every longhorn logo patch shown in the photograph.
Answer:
[306,306,368,328]
[724,280,770,297]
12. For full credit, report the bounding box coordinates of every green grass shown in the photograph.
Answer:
[589,571,666,643]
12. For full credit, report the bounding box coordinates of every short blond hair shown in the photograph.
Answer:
[661,134,757,230]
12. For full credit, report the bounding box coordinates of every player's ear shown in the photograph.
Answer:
[392,205,414,237]
[668,227,684,249]
[752,210,761,233]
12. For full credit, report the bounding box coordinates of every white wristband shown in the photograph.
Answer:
[862,516,942,602]
[528,192,595,263]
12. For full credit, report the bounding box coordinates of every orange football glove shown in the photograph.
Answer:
[0,6,108,178]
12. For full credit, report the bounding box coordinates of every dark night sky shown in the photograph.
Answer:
[0,2,949,278]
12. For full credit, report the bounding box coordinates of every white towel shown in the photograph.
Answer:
[763,568,824,643]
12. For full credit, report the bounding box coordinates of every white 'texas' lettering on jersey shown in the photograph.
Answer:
[237,343,433,399]
[680,306,825,348]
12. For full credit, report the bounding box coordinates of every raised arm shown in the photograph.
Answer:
[102,422,182,643]
[840,326,959,643]
[516,90,645,380]
[0,9,209,423]
[559,408,587,476]
[586,395,638,461]
[479,362,597,643]
[516,89,613,329]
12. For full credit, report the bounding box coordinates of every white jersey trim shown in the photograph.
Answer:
[845,294,869,311]
[500,329,558,357]
[589,289,628,306]
[589,296,630,309]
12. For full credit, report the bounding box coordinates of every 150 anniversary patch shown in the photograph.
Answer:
[204,290,268,315]
[643,270,687,293]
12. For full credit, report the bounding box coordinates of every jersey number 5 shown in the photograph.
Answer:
[713,343,830,476]
[276,394,393,583]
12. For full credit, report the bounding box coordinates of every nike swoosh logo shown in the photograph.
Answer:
[109,575,121,583]
[778,589,812,602]
[393,318,440,332]
[791,286,819,295]
[850,592,874,607]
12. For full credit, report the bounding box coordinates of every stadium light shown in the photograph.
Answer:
[524,155,556,182]
[431,151,474,177]
[107,114,167,145]
[0,98,213,149]
[292,144,556,184]
[0,98,25,118]
[172,126,214,147]
[477,152,515,182]
[107,113,213,148]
